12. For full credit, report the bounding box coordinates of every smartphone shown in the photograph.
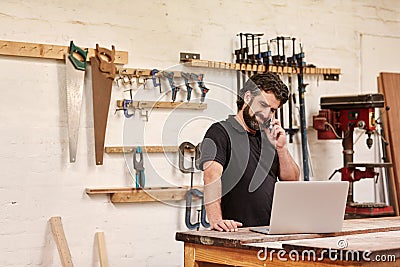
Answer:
[264,118,273,132]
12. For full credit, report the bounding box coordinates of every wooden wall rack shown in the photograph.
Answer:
[116,99,207,110]
[0,40,128,64]
[185,59,341,79]
[86,186,202,203]
[117,68,194,78]
[105,146,195,154]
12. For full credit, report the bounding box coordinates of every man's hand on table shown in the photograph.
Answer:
[211,219,243,232]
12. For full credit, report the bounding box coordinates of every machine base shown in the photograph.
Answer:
[345,203,394,218]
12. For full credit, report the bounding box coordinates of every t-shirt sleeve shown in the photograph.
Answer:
[199,123,230,171]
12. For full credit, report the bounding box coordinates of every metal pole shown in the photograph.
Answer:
[297,67,310,181]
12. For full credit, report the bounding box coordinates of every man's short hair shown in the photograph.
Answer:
[236,73,289,110]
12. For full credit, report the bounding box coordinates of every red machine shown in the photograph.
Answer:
[313,94,393,217]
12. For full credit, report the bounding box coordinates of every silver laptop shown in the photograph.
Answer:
[250,181,349,235]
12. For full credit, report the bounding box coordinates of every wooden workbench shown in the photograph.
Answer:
[176,217,400,266]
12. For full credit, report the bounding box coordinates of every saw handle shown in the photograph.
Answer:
[95,44,116,79]
[68,41,88,71]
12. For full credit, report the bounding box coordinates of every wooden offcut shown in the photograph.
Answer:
[0,40,128,64]
[49,217,73,267]
[378,72,400,215]
[96,232,109,267]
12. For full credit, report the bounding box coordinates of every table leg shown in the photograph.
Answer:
[184,243,199,267]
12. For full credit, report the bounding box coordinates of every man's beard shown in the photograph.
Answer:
[243,102,260,131]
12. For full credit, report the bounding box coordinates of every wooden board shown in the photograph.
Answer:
[378,73,400,214]
[116,100,207,110]
[86,186,196,194]
[49,217,73,267]
[110,186,202,203]
[105,146,195,153]
[86,186,203,203]
[186,59,341,76]
[175,217,400,249]
[96,232,108,267]
[378,75,399,215]
[0,40,128,64]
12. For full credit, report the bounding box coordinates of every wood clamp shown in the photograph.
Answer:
[179,142,210,230]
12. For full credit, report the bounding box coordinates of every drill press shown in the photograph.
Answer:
[312,93,393,217]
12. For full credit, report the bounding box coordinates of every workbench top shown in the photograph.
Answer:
[176,216,400,250]
[177,217,400,266]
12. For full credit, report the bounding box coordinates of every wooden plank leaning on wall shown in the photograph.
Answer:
[378,72,400,215]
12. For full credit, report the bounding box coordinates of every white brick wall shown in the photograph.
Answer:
[1,0,400,266]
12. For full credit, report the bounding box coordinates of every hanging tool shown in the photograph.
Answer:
[261,41,272,70]
[90,44,116,165]
[285,76,299,143]
[181,72,193,102]
[190,73,209,103]
[194,142,202,170]
[179,142,209,229]
[115,99,134,118]
[150,69,162,93]
[133,146,145,188]
[235,33,246,95]
[244,33,264,66]
[271,36,291,66]
[162,71,179,102]
[256,36,263,65]
[65,41,88,163]
[286,38,298,67]
[295,44,310,180]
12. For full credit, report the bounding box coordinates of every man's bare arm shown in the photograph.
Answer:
[268,118,300,181]
[203,160,243,231]
[276,146,300,181]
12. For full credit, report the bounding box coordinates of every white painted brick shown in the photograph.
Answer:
[1,0,400,266]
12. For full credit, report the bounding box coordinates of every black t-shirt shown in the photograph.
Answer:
[199,115,279,227]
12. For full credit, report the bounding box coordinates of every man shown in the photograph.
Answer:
[199,73,299,232]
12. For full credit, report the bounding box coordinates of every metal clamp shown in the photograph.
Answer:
[133,146,145,188]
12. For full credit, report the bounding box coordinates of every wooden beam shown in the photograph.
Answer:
[116,100,207,110]
[0,40,128,64]
[186,59,341,76]
[49,217,73,267]
[105,146,190,154]
[116,68,204,78]
[86,186,197,194]
[86,186,203,203]
[96,232,109,267]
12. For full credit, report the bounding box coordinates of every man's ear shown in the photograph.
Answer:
[243,91,252,105]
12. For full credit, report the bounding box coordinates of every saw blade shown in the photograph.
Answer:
[90,44,116,165]
[65,56,86,163]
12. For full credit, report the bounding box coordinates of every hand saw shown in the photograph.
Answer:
[90,44,116,165]
[65,41,88,163]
